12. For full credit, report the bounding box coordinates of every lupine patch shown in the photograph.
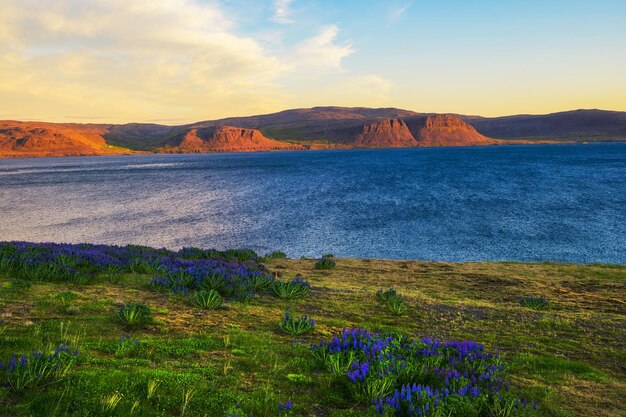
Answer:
[0,343,78,392]
[279,312,316,336]
[149,258,268,301]
[0,242,263,286]
[311,328,538,416]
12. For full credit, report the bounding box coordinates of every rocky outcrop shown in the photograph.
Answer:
[349,115,497,148]
[0,121,124,157]
[353,119,418,148]
[405,115,498,147]
[160,126,301,153]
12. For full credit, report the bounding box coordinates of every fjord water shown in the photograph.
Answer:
[1,143,624,263]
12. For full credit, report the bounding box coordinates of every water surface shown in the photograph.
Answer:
[1,143,624,263]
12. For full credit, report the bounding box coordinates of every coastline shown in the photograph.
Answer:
[2,138,619,159]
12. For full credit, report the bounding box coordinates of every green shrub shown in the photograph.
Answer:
[117,301,153,327]
[314,258,336,270]
[520,297,549,311]
[115,334,142,358]
[385,296,408,315]
[278,312,315,336]
[376,288,398,303]
[1,344,78,392]
[376,288,408,315]
[273,277,311,300]
[193,289,223,309]
[249,274,276,292]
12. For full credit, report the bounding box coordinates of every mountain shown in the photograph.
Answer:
[353,119,418,148]
[158,126,302,153]
[0,121,125,157]
[464,109,626,141]
[406,115,497,146]
[1,107,624,158]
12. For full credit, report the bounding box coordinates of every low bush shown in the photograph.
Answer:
[273,276,311,300]
[117,301,153,327]
[0,343,78,392]
[278,312,315,336]
[385,296,408,315]
[376,288,398,303]
[520,297,549,311]
[193,289,223,309]
[376,288,408,315]
[115,334,141,358]
[314,258,336,270]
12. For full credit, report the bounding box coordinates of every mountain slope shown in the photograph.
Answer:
[465,109,626,141]
[1,107,624,157]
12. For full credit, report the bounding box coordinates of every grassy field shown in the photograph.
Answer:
[1,252,625,416]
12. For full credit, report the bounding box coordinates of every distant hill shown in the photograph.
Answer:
[464,109,626,141]
[1,107,624,157]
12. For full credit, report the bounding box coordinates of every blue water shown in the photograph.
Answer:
[0,143,624,263]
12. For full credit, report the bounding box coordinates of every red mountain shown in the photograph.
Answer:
[406,115,497,146]
[353,119,418,148]
[158,126,302,153]
[0,121,126,157]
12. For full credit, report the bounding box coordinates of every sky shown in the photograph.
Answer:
[1,0,625,124]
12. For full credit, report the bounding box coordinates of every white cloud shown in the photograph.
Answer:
[0,0,287,122]
[0,0,389,123]
[295,25,354,70]
[272,0,294,24]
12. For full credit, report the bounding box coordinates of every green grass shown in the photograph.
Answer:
[1,259,625,416]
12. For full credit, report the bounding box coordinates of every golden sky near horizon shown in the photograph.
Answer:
[1,0,625,124]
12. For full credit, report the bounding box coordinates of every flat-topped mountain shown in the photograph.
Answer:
[0,121,125,157]
[1,107,624,157]
[158,126,302,153]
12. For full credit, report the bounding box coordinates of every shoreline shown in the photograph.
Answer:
[2,139,624,160]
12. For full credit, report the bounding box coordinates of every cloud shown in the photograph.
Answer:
[295,25,354,70]
[0,0,388,123]
[0,0,288,122]
[272,0,294,24]
[389,1,413,22]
